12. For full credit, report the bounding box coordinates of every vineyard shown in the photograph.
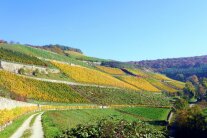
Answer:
[119,76,160,92]
[125,68,148,77]
[96,66,125,75]
[0,48,47,66]
[0,106,38,127]
[0,44,89,67]
[0,70,88,103]
[165,80,185,89]
[71,86,171,106]
[52,61,137,90]
[146,78,177,92]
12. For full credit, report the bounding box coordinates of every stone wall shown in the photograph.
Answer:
[0,60,60,74]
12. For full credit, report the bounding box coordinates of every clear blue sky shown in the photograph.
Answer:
[0,0,207,61]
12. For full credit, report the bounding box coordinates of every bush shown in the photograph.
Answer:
[57,119,165,138]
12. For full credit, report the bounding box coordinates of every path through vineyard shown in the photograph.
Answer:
[20,74,118,88]
[10,112,44,138]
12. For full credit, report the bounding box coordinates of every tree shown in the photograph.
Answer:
[174,106,207,138]
[201,78,207,88]
[183,81,196,99]
[187,75,199,85]
[173,98,189,111]
[197,84,206,99]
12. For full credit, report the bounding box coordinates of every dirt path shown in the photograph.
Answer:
[10,113,37,138]
[31,113,44,138]
[10,112,44,138]
[19,74,117,88]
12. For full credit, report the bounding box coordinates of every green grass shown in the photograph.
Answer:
[0,113,34,138]
[42,109,140,138]
[29,114,38,127]
[71,86,171,106]
[21,129,32,138]
[42,107,170,137]
[118,107,171,120]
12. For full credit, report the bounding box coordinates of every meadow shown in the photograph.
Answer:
[118,107,170,120]
[42,107,170,138]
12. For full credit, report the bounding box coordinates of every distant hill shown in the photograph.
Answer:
[32,44,83,55]
[129,55,207,81]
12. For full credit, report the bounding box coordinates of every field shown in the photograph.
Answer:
[52,61,137,90]
[118,107,170,120]
[71,86,171,106]
[0,70,88,103]
[119,76,160,92]
[42,107,170,138]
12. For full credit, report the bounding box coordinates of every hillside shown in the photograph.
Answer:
[128,55,207,81]
[0,42,183,138]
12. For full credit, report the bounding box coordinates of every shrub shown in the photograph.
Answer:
[58,119,165,138]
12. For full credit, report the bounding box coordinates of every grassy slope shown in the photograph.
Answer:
[42,107,170,137]
[71,86,171,106]
[118,107,170,120]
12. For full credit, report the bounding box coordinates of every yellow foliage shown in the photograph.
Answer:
[119,76,160,92]
[166,80,185,89]
[0,106,38,126]
[96,66,125,75]
[147,78,177,92]
[147,73,171,81]
[51,62,137,90]
[125,68,148,77]
[0,70,88,103]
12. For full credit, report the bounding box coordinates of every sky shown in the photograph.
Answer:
[0,0,207,61]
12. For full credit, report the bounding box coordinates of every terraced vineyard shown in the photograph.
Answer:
[96,66,125,75]
[0,70,88,103]
[0,48,47,66]
[0,106,38,126]
[125,68,148,77]
[119,76,160,92]
[52,61,137,90]
[147,78,177,92]
[0,44,89,67]
[71,86,171,106]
